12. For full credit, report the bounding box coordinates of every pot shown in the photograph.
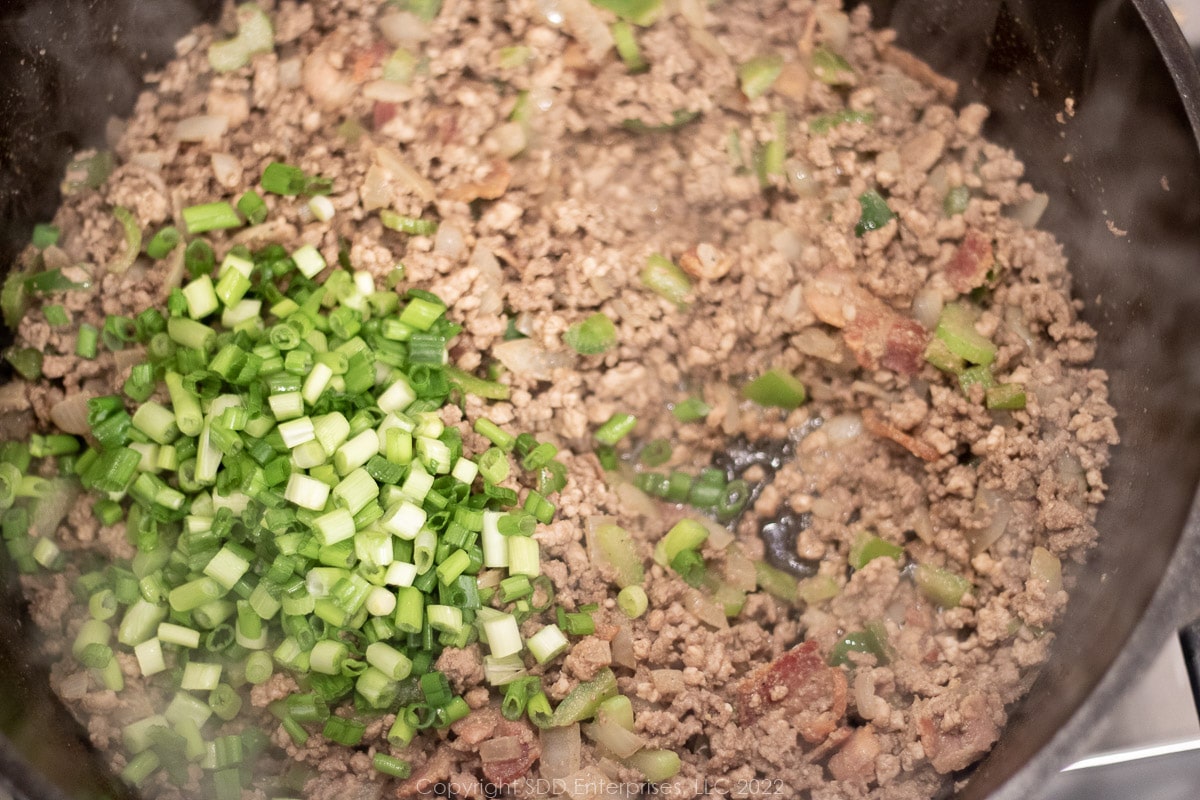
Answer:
[1,1,1199,798]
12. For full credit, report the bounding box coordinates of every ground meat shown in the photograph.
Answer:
[5,0,1117,798]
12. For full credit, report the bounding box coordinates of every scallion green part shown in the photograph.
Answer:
[182,202,243,235]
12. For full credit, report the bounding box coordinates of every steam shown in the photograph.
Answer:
[0,0,221,269]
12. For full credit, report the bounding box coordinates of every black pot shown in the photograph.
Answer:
[2,1,1199,798]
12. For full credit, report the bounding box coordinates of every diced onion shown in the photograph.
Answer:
[50,393,94,435]
[59,671,90,700]
[793,327,843,363]
[693,516,734,550]
[479,736,523,764]
[173,115,228,142]
[968,487,1012,556]
[210,152,242,188]
[771,228,805,261]
[816,9,851,51]
[582,718,645,758]
[682,588,728,629]
[488,121,527,160]
[613,481,661,523]
[378,11,431,45]
[1006,192,1050,228]
[434,224,465,259]
[1030,546,1062,593]
[361,165,391,212]
[373,146,436,203]
[362,79,415,104]
[822,413,863,445]
[1004,305,1037,351]
[912,288,944,330]
[610,625,636,670]
[724,547,758,593]
[493,338,571,381]
[540,724,581,781]
[785,158,819,197]
[557,0,614,61]
[469,246,504,316]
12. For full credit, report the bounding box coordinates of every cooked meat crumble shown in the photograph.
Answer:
[3,0,1117,799]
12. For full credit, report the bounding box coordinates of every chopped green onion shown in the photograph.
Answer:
[848,531,905,570]
[671,396,709,423]
[617,585,648,619]
[742,369,807,410]
[944,185,971,217]
[373,753,412,779]
[31,223,60,249]
[550,667,618,726]
[914,564,972,608]
[595,413,637,446]
[935,303,996,366]
[986,383,1027,410]
[640,253,691,308]
[611,21,647,73]
[208,2,275,73]
[322,715,366,746]
[145,226,181,259]
[739,54,784,99]
[855,190,895,237]
[380,211,438,236]
[182,202,243,234]
[527,623,569,665]
[563,312,617,355]
[236,190,268,225]
[811,46,855,86]
[625,749,681,782]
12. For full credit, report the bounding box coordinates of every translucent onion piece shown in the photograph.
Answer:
[539,724,581,781]
[1007,192,1050,228]
[1029,546,1063,593]
[493,338,571,381]
[173,115,228,143]
[682,588,728,629]
[479,736,523,764]
[823,413,864,445]
[968,487,1012,556]
[50,393,93,435]
[912,288,944,330]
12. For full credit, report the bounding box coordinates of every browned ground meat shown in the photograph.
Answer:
[6,0,1116,799]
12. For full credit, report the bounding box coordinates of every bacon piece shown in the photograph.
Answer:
[450,707,500,748]
[862,409,940,462]
[844,311,930,376]
[372,101,397,130]
[446,159,513,202]
[735,641,847,742]
[352,41,390,82]
[881,46,958,101]
[804,272,858,328]
[806,272,929,375]
[395,749,453,797]
[945,230,995,294]
[480,719,540,786]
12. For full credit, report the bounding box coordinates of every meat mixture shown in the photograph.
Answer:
[3,0,1118,799]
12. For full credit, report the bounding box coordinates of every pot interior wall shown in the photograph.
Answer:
[2,1,1200,799]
